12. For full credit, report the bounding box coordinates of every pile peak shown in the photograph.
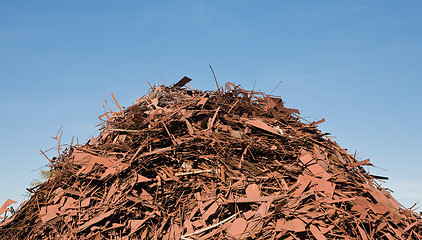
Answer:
[1,77,421,239]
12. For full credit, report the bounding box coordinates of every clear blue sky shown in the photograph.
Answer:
[1,1,421,209]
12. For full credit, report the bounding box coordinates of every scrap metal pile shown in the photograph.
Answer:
[1,77,421,239]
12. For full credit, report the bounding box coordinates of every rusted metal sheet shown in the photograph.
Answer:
[0,199,16,219]
[172,76,192,88]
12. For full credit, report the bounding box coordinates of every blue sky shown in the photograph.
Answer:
[1,1,421,209]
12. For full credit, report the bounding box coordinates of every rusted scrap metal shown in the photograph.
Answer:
[172,76,192,89]
[0,199,16,220]
[1,77,421,239]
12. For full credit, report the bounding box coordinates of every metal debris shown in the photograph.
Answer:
[1,77,421,239]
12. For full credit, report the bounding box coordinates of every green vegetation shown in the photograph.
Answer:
[30,169,54,188]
